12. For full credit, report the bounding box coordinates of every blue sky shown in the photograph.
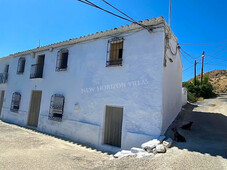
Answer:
[0,0,226,81]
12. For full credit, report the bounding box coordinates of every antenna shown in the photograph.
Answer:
[169,0,171,27]
[38,40,40,48]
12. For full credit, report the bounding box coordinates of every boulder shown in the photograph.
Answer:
[156,144,166,153]
[141,139,160,151]
[163,138,173,148]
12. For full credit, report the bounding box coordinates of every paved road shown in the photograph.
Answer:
[0,95,227,170]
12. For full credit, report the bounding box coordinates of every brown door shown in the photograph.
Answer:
[27,91,42,127]
[104,106,123,147]
[0,91,5,116]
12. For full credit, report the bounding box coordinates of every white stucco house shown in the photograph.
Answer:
[0,17,182,153]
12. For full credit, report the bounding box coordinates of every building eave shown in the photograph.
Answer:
[0,16,171,61]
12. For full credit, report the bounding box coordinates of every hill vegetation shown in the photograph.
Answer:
[188,70,227,93]
[183,70,227,102]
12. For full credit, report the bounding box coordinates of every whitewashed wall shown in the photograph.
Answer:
[182,87,187,106]
[161,34,183,134]
[0,28,166,152]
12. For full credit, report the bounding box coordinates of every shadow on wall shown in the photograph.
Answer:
[165,103,227,159]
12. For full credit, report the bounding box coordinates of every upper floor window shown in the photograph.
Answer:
[48,94,65,121]
[17,57,26,74]
[0,64,9,84]
[106,38,124,67]
[10,92,21,113]
[56,49,68,71]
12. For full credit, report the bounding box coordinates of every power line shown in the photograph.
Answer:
[77,0,133,22]
[179,40,227,46]
[101,0,152,31]
[203,63,227,67]
[180,47,197,59]
[205,49,227,62]
[77,0,158,32]
[206,43,227,57]
[183,65,193,72]
[180,51,194,64]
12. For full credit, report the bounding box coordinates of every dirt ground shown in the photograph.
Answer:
[0,95,227,170]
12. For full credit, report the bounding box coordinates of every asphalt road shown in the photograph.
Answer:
[0,95,227,170]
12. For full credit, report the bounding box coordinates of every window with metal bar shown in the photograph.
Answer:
[48,94,65,121]
[17,57,26,74]
[10,92,21,113]
[56,49,68,71]
[106,38,124,66]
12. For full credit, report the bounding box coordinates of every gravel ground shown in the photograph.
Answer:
[0,95,227,170]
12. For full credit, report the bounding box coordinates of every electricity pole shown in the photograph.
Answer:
[200,51,205,84]
[169,0,171,27]
[194,60,197,85]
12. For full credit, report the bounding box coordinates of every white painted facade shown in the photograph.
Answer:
[0,17,182,153]
[182,87,188,106]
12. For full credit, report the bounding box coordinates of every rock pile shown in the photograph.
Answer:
[114,136,173,158]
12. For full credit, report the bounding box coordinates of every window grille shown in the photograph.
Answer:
[106,37,124,66]
[56,49,68,71]
[10,92,21,113]
[17,57,26,74]
[48,94,65,121]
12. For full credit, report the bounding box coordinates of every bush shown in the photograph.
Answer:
[183,75,216,102]
[187,92,197,103]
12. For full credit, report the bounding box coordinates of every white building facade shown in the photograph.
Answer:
[0,17,182,153]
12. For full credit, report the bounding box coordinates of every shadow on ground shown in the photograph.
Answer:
[165,103,227,159]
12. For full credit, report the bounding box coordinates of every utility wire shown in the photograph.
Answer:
[77,0,160,32]
[77,0,133,22]
[183,65,193,72]
[206,43,227,57]
[205,49,227,62]
[180,51,194,64]
[101,0,153,31]
[179,40,227,46]
[203,63,227,67]
[101,0,145,28]
[180,48,197,59]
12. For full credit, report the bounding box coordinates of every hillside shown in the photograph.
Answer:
[188,70,227,93]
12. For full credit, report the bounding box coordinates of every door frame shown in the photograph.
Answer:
[0,90,5,116]
[103,105,124,147]
[27,90,42,127]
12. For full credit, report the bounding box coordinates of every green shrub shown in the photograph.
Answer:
[183,75,216,102]
[187,92,197,103]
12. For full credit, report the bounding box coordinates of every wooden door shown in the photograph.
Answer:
[0,91,5,116]
[27,91,42,127]
[104,106,123,147]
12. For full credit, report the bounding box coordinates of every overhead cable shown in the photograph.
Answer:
[179,40,227,46]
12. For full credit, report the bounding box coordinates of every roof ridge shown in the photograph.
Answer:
[1,16,166,60]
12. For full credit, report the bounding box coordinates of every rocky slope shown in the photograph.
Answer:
[188,70,227,93]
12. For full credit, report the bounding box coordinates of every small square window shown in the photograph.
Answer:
[106,38,124,66]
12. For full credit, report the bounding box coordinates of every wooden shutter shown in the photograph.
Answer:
[110,41,123,61]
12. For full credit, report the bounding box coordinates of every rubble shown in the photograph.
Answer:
[114,136,173,159]
[156,144,166,153]
[114,150,135,158]
[141,139,160,150]
[163,138,173,148]
[131,147,144,153]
